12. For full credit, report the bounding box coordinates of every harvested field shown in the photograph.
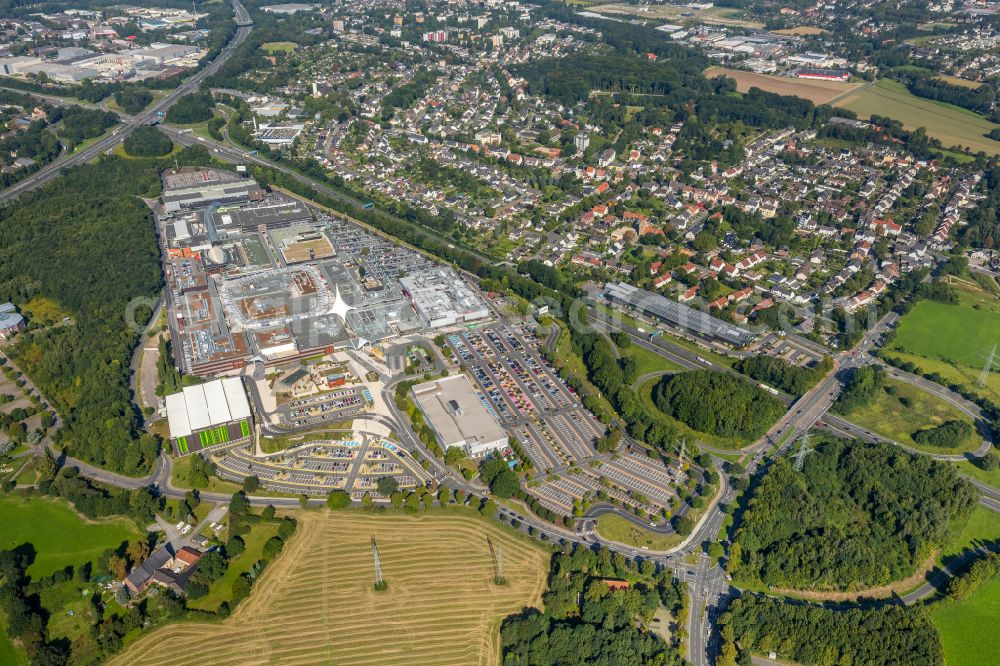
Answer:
[111,511,550,666]
[704,67,861,104]
[771,26,828,35]
[589,3,764,28]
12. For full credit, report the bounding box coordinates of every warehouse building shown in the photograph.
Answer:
[165,377,253,455]
[399,268,489,329]
[411,375,506,458]
[604,281,756,347]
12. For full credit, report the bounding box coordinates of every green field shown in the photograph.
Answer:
[620,342,683,378]
[596,512,681,551]
[931,573,1000,666]
[187,523,279,612]
[843,378,981,454]
[941,504,1000,560]
[261,41,297,53]
[834,79,1000,155]
[0,495,141,578]
[890,299,1000,371]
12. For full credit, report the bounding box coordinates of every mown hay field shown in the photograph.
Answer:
[111,510,550,666]
[704,67,861,105]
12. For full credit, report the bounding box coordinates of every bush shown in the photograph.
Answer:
[913,420,975,449]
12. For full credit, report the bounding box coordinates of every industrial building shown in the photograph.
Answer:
[400,267,489,328]
[0,303,25,339]
[411,375,507,458]
[604,281,756,347]
[161,167,264,213]
[165,377,253,456]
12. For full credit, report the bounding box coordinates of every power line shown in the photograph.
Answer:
[793,432,814,472]
[978,342,998,389]
[371,536,387,591]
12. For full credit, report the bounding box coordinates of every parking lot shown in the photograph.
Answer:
[213,435,430,496]
[279,386,365,427]
[448,323,603,472]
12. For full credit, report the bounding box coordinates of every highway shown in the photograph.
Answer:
[0,0,252,205]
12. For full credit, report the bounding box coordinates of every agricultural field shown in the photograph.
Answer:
[589,3,764,28]
[111,511,550,666]
[0,495,141,578]
[771,26,829,35]
[843,377,981,455]
[833,79,1000,155]
[888,297,1000,372]
[931,573,1000,666]
[936,74,983,89]
[704,67,861,105]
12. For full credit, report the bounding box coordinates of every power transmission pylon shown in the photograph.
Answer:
[978,343,998,389]
[487,537,506,585]
[793,433,814,472]
[371,536,387,591]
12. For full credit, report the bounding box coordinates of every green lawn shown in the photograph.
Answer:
[595,513,682,551]
[170,455,243,495]
[0,495,141,578]
[941,504,1000,561]
[931,573,1000,666]
[0,617,28,666]
[890,299,1000,371]
[843,378,981,455]
[834,79,1000,155]
[186,522,279,612]
[620,342,684,377]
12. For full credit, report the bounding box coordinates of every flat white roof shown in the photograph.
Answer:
[202,380,232,424]
[165,392,191,438]
[183,384,211,431]
[166,378,251,440]
[223,377,252,420]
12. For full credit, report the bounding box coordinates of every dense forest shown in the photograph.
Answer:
[732,439,977,590]
[0,147,214,475]
[165,91,215,124]
[734,355,833,397]
[716,595,944,666]
[501,546,685,665]
[833,365,885,414]
[653,371,784,440]
[124,125,173,157]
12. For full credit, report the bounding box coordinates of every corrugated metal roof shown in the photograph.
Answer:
[165,392,191,438]
[203,380,232,424]
[183,384,211,431]
[222,377,251,421]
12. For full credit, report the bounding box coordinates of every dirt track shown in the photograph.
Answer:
[110,511,550,666]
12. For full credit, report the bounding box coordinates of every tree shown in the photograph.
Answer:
[226,535,245,558]
[107,555,127,580]
[327,490,351,509]
[230,491,250,516]
[673,514,694,537]
[125,540,149,567]
[479,454,520,498]
[376,476,399,497]
[243,475,261,493]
